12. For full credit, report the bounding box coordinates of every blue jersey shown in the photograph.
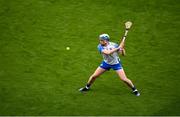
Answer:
[97,42,120,65]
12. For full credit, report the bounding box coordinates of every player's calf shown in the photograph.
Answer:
[121,78,140,96]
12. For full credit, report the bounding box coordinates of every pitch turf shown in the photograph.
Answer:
[0,0,180,115]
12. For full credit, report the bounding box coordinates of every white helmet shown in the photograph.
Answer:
[99,33,110,41]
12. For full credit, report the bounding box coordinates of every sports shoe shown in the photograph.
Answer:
[133,89,140,96]
[79,86,90,92]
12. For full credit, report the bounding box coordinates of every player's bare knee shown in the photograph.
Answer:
[120,77,127,82]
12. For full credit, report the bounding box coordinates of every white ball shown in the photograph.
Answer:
[66,47,70,50]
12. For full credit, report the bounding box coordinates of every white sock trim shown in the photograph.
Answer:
[133,89,138,92]
[86,86,90,89]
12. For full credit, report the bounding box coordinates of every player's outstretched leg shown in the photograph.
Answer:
[116,69,140,96]
[79,67,106,92]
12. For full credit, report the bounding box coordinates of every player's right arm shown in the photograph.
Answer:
[102,48,120,55]
[98,44,120,55]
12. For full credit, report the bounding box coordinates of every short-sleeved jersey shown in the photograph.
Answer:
[97,42,120,65]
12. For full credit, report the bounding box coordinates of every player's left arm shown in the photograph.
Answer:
[115,43,126,56]
[119,34,127,49]
[119,41,126,56]
[119,48,126,56]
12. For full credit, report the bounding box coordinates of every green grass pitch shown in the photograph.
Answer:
[0,0,180,115]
